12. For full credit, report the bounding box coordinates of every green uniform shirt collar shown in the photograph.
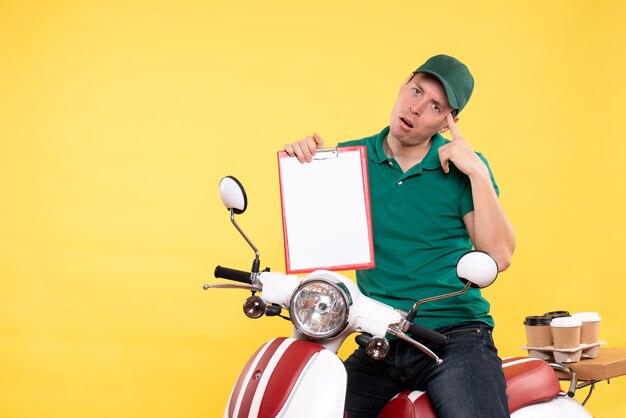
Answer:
[371,126,447,171]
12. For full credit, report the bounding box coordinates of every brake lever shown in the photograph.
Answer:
[203,283,262,292]
[387,324,444,365]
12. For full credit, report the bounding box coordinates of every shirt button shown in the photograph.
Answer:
[388,161,394,166]
[397,180,403,185]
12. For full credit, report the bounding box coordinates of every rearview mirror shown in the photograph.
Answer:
[456,251,498,289]
[219,176,247,214]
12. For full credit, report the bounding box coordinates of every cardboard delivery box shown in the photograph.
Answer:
[562,347,626,381]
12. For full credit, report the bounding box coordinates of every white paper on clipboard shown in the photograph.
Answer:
[277,146,375,274]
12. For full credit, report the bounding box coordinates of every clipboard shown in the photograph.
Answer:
[277,146,375,274]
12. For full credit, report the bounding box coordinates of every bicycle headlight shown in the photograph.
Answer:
[289,279,351,339]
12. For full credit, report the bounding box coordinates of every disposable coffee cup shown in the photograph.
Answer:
[550,317,582,349]
[572,312,601,343]
[572,312,601,358]
[524,316,553,347]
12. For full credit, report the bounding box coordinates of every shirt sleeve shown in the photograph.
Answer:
[458,152,500,217]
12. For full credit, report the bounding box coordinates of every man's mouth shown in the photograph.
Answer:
[400,117,414,128]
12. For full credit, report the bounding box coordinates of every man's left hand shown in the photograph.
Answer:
[438,113,487,177]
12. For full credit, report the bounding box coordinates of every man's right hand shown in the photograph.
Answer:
[283,132,325,163]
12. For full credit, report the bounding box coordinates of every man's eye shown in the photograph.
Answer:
[413,88,422,96]
[432,104,440,112]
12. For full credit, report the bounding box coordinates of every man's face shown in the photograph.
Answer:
[388,73,455,145]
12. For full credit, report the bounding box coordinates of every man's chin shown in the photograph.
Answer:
[389,125,414,143]
[389,124,406,140]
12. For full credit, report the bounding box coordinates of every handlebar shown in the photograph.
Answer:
[214,265,252,284]
[408,323,448,346]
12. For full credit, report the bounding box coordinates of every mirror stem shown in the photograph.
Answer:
[406,282,472,323]
[230,209,260,273]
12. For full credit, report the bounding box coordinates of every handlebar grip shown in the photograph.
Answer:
[214,266,252,284]
[408,323,448,346]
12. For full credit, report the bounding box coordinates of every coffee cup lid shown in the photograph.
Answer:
[544,310,570,318]
[524,315,551,326]
[572,312,601,322]
[550,317,582,327]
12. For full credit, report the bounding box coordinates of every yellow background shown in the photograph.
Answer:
[1,0,625,416]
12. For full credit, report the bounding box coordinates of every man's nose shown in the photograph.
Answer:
[409,103,422,115]
[409,96,424,115]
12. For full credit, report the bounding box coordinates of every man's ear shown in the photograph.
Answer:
[439,115,460,133]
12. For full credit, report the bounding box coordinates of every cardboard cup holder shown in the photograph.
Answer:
[521,341,607,363]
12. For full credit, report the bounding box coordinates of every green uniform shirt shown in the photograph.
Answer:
[339,127,499,330]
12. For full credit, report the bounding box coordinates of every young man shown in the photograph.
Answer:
[284,54,515,418]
